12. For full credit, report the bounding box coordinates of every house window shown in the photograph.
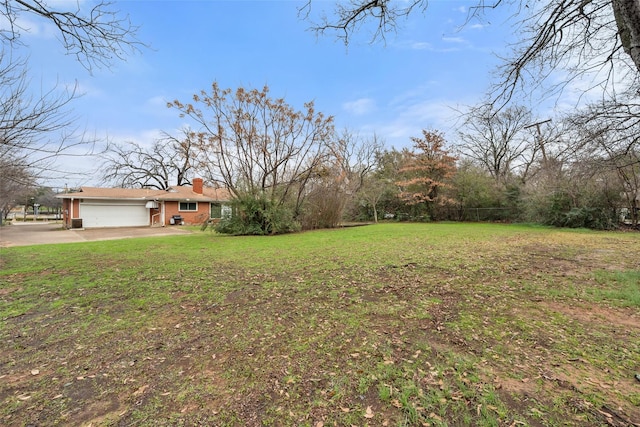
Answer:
[210,203,222,218]
[179,202,197,211]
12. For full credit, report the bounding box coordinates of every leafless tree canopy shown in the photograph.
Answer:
[300,0,429,44]
[495,0,640,106]
[565,100,640,225]
[329,129,383,194]
[569,94,640,154]
[1,0,141,71]
[302,0,640,103]
[167,83,336,214]
[0,52,87,179]
[457,105,535,182]
[0,0,141,217]
[101,129,196,190]
[0,156,33,218]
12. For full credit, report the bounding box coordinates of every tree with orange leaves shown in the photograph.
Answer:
[396,129,457,220]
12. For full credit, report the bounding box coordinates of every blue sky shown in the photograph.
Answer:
[19,0,519,187]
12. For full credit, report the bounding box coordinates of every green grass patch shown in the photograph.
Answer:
[1,223,639,426]
[592,270,640,307]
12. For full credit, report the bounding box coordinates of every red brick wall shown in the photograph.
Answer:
[164,201,210,225]
[61,199,81,228]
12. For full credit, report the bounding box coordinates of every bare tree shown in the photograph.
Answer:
[358,172,397,222]
[0,52,95,185]
[0,156,33,219]
[567,99,640,226]
[0,0,141,193]
[568,92,640,153]
[167,83,336,233]
[101,128,196,190]
[300,0,429,45]
[301,130,383,227]
[330,129,383,194]
[457,105,536,183]
[1,0,141,71]
[494,0,640,106]
[302,1,640,102]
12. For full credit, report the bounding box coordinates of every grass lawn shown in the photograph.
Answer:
[1,222,639,426]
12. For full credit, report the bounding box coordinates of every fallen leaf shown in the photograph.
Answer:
[30,369,40,376]
[364,406,374,418]
[315,422,324,427]
[340,407,350,412]
[133,384,149,396]
[17,394,31,401]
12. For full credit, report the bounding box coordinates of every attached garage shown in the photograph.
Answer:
[57,182,231,229]
[79,199,149,228]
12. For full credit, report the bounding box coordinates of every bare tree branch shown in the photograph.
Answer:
[0,50,99,185]
[302,0,640,110]
[2,0,142,71]
[167,83,336,217]
[457,104,538,182]
[300,0,429,45]
[100,128,196,189]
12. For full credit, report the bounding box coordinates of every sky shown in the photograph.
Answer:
[18,0,524,188]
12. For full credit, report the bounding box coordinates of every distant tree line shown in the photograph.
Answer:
[1,186,63,220]
[3,0,639,236]
[99,82,638,234]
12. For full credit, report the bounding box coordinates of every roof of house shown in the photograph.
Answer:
[57,185,232,202]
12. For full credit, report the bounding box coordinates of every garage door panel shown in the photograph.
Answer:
[80,201,149,228]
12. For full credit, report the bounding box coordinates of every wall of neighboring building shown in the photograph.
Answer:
[61,199,81,228]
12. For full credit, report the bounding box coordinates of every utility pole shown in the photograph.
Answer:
[525,119,552,163]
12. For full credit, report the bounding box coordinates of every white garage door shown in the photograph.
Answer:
[80,200,149,228]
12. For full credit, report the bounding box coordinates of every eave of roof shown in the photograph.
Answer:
[56,185,232,202]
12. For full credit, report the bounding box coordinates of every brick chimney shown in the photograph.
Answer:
[193,178,203,194]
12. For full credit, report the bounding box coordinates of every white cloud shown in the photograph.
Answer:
[74,80,106,99]
[14,15,58,40]
[381,99,460,145]
[468,23,485,30]
[410,41,433,50]
[342,98,376,116]
[146,95,168,108]
[109,128,165,147]
[442,36,467,44]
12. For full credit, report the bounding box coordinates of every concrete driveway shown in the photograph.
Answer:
[0,222,192,247]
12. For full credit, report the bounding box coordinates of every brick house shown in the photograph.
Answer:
[57,178,232,228]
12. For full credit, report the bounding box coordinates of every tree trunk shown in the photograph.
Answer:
[613,0,640,73]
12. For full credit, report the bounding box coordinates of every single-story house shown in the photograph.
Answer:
[56,178,232,228]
